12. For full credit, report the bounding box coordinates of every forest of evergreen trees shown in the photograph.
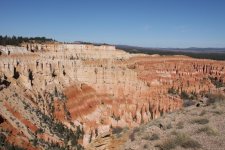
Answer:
[0,35,55,46]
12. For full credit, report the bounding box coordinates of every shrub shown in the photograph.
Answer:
[181,138,202,149]
[166,123,173,129]
[133,127,140,133]
[183,99,195,107]
[213,110,223,115]
[143,144,148,149]
[143,133,160,141]
[129,127,139,141]
[159,132,201,150]
[129,132,135,141]
[191,118,209,125]
[170,130,178,135]
[197,126,218,136]
[32,137,38,146]
[181,91,190,99]
[206,93,225,105]
[112,127,123,135]
[176,121,184,129]
[168,87,178,95]
[189,91,198,100]
[0,133,6,146]
[111,113,120,121]
[209,77,224,88]
[199,110,206,116]
[35,128,44,134]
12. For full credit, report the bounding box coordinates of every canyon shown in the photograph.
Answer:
[0,42,225,149]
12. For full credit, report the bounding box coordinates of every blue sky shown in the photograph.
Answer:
[0,0,225,48]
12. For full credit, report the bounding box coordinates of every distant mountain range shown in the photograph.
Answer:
[116,45,225,53]
[115,45,225,60]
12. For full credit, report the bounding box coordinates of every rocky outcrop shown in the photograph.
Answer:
[0,45,29,55]
[0,43,224,149]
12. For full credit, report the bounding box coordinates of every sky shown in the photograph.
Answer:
[0,0,225,48]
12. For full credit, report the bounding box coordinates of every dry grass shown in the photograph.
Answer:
[159,132,201,150]
[197,126,218,136]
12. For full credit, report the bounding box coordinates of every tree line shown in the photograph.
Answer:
[0,35,55,46]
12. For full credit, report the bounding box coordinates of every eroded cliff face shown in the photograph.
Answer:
[0,43,224,149]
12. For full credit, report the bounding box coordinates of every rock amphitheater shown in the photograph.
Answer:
[0,42,225,149]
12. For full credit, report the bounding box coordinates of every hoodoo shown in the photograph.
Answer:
[0,42,224,149]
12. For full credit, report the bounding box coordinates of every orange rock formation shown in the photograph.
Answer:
[0,43,224,149]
